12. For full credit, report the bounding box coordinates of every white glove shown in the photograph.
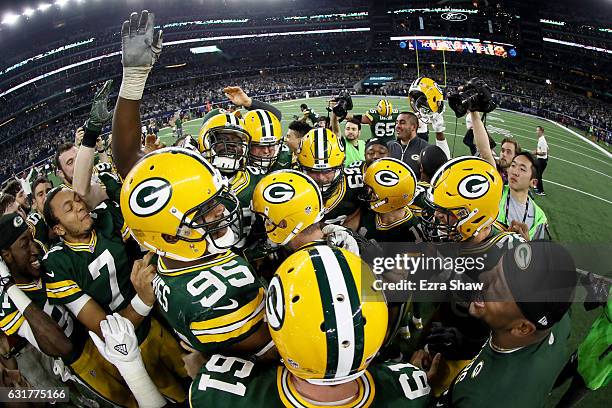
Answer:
[89,314,166,408]
[119,10,163,100]
[322,224,360,257]
[431,113,446,133]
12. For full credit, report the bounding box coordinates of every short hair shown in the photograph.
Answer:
[2,180,22,197]
[398,111,419,128]
[54,142,75,173]
[513,152,539,179]
[536,126,545,133]
[43,187,64,228]
[300,104,308,110]
[288,120,312,137]
[0,193,16,215]
[501,137,521,154]
[32,177,52,196]
[345,118,362,131]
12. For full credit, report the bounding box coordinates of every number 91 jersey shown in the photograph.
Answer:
[189,355,432,407]
[152,251,267,355]
[322,167,365,226]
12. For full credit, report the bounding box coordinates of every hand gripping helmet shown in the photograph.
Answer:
[198,113,251,173]
[409,77,445,124]
[362,157,417,213]
[120,147,242,261]
[266,245,388,384]
[252,170,323,246]
[243,109,283,171]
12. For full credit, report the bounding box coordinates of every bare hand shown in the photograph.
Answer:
[180,341,207,379]
[143,134,164,154]
[509,220,530,241]
[410,349,442,383]
[223,86,252,108]
[74,127,85,146]
[130,252,156,306]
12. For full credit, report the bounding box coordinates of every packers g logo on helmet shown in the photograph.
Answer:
[376,99,393,117]
[265,245,387,385]
[458,174,490,199]
[128,178,172,217]
[420,156,502,242]
[374,170,399,187]
[409,76,445,124]
[262,182,295,204]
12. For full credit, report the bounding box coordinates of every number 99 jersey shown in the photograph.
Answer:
[189,355,431,407]
[152,251,268,356]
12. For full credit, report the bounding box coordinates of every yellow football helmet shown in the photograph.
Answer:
[252,170,323,245]
[266,245,387,384]
[296,127,346,199]
[198,113,251,173]
[243,109,283,171]
[409,77,445,124]
[376,99,393,117]
[120,147,242,261]
[421,157,503,242]
[362,157,417,213]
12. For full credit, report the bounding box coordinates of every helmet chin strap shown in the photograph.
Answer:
[206,227,235,255]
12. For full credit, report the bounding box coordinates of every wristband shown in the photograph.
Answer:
[7,285,33,314]
[119,67,152,100]
[81,127,101,148]
[131,294,153,317]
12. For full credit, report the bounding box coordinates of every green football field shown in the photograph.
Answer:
[158,96,611,407]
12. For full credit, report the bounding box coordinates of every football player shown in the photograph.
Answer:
[346,98,399,144]
[298,103,319,126]
[242,109,289,172]
[120,148,273,359]
[435,241,576,407]
[26,177,58,252]
[348,137,390,175]
[296,127,364,226]
[189,246,434,407]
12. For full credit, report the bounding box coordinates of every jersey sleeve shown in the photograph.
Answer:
[96,164,122,204]
[0,293,25,336]
[365,109,376,121]
[42,248,85,306]
[375,362,432,406]
[94,200,130,242]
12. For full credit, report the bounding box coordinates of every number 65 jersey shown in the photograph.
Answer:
[152,251,267,356]
[189,355,431,407]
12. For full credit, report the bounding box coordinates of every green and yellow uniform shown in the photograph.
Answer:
[323,167,365,225]
[440,314,571,408]
[152,251,266,355]
[230,166,267,248]
[365,108,399,144]
[26,211,58,253]
[357,207,424,242]
[302,108,319,125]
[189,355,431,407]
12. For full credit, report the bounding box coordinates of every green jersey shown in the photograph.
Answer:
[441,314,571,408]
[189,355,431,407]
[230,166,267,248]
[152,251,266,355]
[357,208,424,242]
[42,200,148,339]
[270,144,294,172]
[365,108,399,143]
[0,280,87,365]
[26,211,58,253]
[302,109,319,125]
[323,167,365,225]
[93,162,123,204]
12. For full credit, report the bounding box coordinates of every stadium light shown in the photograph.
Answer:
[1,12,20,25]
[23,8,35,17]
[54,0,69,7]
[38,3,52,12]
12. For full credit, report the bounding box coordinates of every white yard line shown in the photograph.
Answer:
[545,179,612,205]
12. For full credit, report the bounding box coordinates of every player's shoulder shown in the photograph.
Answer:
[26,211,44,226]
[0,292,21,335]
[41,243,70,264]
[189,355,277,407]
[367,362,432,406]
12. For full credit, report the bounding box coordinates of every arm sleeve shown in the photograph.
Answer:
[249,99,282,121]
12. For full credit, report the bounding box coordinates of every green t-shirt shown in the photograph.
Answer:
[442,313,571,408]
[0,280,88,365]
[344,138,366,167]
[189,355,432,407]
[365,108,399,143]
[153,251,266,355]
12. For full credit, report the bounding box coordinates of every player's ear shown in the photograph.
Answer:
[511,319,536,337]
[1,252,13,265]
[52,224,65,237]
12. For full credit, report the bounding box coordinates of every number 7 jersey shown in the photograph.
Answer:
[189,355,432,407]
[152,251,267,355]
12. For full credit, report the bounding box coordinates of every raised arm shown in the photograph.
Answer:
[223,86,283,120]
[111,10,163,179]
[470,111,496,167]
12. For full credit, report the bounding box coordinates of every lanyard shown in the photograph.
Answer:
[505,192,529,224]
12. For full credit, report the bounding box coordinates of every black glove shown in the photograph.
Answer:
[425,323,466,360]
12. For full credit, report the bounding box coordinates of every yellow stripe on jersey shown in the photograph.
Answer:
[364,111,374,121]
[230,170,251,196]
[324,176,347,213]
[0,311,25,336]
[157,251,237,276]
[121,223,131,242]
[190,288,265,344]
[16,280,42,292]
[64,231,97,252]
[46,279,82,299]
[375,208,415,231]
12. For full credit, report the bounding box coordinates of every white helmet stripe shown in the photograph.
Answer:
[259,110,272,138]
[315,246,355,379]
[316,127,326,167]
[226,114,238,126]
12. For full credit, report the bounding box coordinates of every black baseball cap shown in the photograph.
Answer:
[0,213,29,251]
[502,241,577,330]
[365,137,389,151]
[419,145,448,180]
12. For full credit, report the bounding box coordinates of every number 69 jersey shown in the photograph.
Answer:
[152,251,267,355]
[322,167,365,226]
[189,355,431,407]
